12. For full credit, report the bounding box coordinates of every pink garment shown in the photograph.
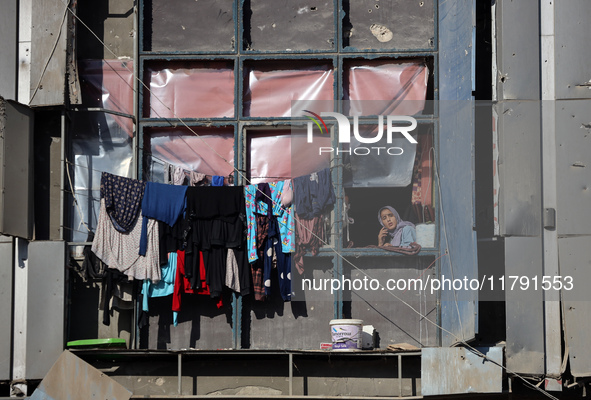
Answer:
[281,179,293,207]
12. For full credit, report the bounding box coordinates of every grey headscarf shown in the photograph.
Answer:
[378,206,415,247]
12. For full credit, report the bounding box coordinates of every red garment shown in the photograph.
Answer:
[173,250,222,314]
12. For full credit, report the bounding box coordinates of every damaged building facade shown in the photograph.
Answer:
[0,0,590,398]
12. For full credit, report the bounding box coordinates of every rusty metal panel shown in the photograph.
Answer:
[0,241,12,381]
[29,0,68,106]
[555,100,591,235]
[343,0,434,50]
[0,0,17,100]
[422,347,503,395]
[438,0,478,346]
[504,237,545,375]
[26,241,65,379]
[347,257,438,348]
[246,0,335,51]
[555,1,591,100]
[30,350,132,400]
[143,0,235,52]
[248,257,336,349]
[0,100,34,240]
[559,236,591,377]
[495,0,540,100]
[496,101,542,236]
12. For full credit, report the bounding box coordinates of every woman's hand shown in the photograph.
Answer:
[378,227,389,246]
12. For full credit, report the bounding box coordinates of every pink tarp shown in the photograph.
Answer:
[248,129,331,183]
[78,59,135,137]
[346,60,428,116]
[244,64,334,117]
[146,127,235,176]
[144,61,235,119]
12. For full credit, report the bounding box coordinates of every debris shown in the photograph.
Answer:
[387,343,420,352]
[370,24,393,43]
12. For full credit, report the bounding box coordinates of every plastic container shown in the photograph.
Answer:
[330,319,363,350]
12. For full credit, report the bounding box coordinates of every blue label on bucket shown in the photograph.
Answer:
[332,341,358,350]
[330,323,361,350]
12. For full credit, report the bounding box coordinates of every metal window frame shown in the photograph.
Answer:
[137,0,440,350]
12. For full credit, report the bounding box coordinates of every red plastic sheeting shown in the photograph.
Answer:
[146,127,235,176]
[345,60,429,116]
[78,59,134,137]
[244,64,334,117]
[248,130,331,184]
[144,61,235,119]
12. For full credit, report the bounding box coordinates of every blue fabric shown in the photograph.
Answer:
[212,176,225,186]
[293,168,335,220]
[263,218,291,300]
[400,225,417,248]
[140,182,187,256]
[142,252,178,312]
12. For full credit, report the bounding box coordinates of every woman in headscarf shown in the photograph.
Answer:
[377,206,416,248]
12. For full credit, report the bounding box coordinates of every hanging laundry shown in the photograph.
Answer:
[139,181,187,256]
[92,199,161,283]
[172,250,223,326]
[164,163,174,184]
[293,213,324,275]
[184,186,250,296]
[256,181,294,254]
[244,185,258,262]
[212,175,225,186]
[225,248,241,293]
[263,218,291,301]
[251,213,269,301]
[100,172,145,233]
[172,166,185,185]
[281,179,293,207]
[142,251,178,313]
[293,168,336,220]
[189,171,207,186]
[100,268,135,326]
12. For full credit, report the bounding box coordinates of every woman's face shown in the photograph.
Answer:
[380,209,398,231]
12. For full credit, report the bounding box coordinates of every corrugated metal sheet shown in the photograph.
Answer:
[26,241,65,379]
[0,241,12,380]
[0,0,17,100]
[29,0,68,106]
[30,350,132,400]
[496,100,542,237]
[495,0,540,100]
[555,1,591,100]
[504,237,545,375]
[0,100,34,240]
[422,346,503,395]
[559,236,591,377]
[555,100,591,235]
[438,0,478,346]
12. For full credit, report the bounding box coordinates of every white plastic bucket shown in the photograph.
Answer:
[330,319,363,350]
